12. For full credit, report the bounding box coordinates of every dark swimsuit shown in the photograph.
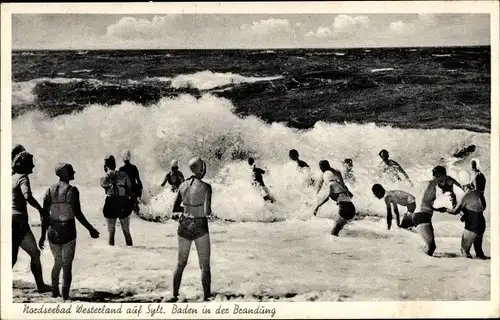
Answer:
[461,207,486,235]
[48,219,77,245]
[412,211,433,226]
[330,191,356,220]
[177,177,209,241]
[103,174,132,219]
[12,214,31,249]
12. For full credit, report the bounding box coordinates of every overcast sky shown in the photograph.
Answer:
[12,13,490,50]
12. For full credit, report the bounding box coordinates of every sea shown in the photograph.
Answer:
[11,46,491,222]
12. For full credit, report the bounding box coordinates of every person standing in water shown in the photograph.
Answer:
[378,149,413,187]
[470,158,486,210]
[161,160,185,192]
[40,163,100,300]
[435,171,487,259]
[411,166,448,257]
[316,160,353,198]
[248,157,275,203]
[371,184,416,230]
[119,150,143,215]
[313,171,356,236]
[289,149,310,169]
[166,157,213,302]
[11,151,50,293]
[436,172,462,208]
[100,155,134,246]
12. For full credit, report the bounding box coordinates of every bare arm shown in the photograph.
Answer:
[446,192,467,215]
[179,172,185,184]
[315,175,324,194]
[20,176,43,216]
[135,166,143,190]
[72,188,97,233]
[172,189,183,213]
[313,185,330,215]
[204,184,213,216]
[40,189,51,240]
[384,197,393,229]
[448,176,463,190]
[395,163,413,186]
[161,173,169,187]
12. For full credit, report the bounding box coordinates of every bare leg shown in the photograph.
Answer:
[194,234,211,300]
[61,239,76,300]
[416,223,436,256]
[473,233,487,258]
[106,218,116,246]
[172,236,192,299]
[331,216,348,236]
[461,229,476,258]
[19,231,49,293]
[49,242,63,297]
[119,216,133,246]
[386,212,392,230]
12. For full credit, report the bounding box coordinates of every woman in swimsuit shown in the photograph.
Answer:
[40,163,100,300]
[470,158,486,209]
[161,160,185,192]
[313,171,356,236]
[100,155,134,246]
[435,171,487,259]
[11,151,50,293]
[167,157,213,302]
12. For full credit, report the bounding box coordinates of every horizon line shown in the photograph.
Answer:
[12,44,491,51]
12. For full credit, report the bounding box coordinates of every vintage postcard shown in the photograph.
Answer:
[1,1,499,319]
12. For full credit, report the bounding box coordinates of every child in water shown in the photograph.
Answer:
[372,184,416,230]
[248,157,275,203]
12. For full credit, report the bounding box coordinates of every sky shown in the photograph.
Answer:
[12,13,490,50]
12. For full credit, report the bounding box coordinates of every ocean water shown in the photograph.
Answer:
[11,47,491,222]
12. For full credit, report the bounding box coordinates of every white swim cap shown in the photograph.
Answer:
[188,157,206,176]
[457,170,471,186]
[323,171,335,182]
[170,159,178,168]
[122,150,131,161]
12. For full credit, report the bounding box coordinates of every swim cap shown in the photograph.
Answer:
[379,149,389,158]
[170,159,179,168]
[371,184,385,196]
[432,165,447,177]
[323,171,335,182]
[122,150,131,161]
[188,157,206,176]
[104,155,116,169]
[12,144,26,161]
[55,163,75,180]
[289,149,299,158]
[12,151,34,173]
[471,158,480,170]
[457,170,471,186]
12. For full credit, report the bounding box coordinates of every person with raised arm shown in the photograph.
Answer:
[378,149,413,187]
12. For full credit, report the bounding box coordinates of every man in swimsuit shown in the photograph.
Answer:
[412,165,448,256]
[435,170,487,259]
[313,171,356,236]
[316,160,353,198]
[342,158,355,185]
[248,157,275,203]
[378,149,413,187]
[161,159,185,192]
[371,184,416,230]
[119,150,143,215]
[11,151,50,293]
[101,155,134,246]
[289,149,310,169]
[470,158,486,210]
[167,157,213,302]
[40,163,100,300]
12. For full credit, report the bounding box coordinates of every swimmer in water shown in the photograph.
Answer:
[434,171,487,259]
[166,157,213,302]
[470,158,486,210]
[248,157,275,203]
[343,158,355,185]
[313,171,356,236]
[371,184,416,230]
[40,163,100,300]
[289,149,314,186]
[161,160,185,193]
[316,160,353,198]
[378,149,413,187]
[119,150,143,215]
[100,155,134,246]
[411,166,448,256]
[11,151,50,293]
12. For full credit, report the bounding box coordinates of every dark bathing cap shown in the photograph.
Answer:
[55,163,75,180]
[432,165,447,177]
